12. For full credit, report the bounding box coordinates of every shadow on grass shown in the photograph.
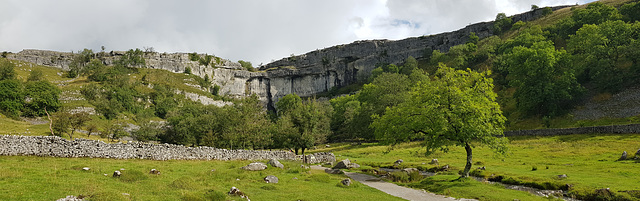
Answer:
[409,175,474,193]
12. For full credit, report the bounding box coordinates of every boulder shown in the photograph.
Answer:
[636,149,640,157]
[619,151,628,160]
[394,159,403,164]
[402,168,419,174]
[82,167,90,171]
[557,174,568,179]
[441,165,449,171]
[332,159,360,169]
[341,178,352,186]
[429,159,439,165]
[325,169,344,174]
[149,169,161,175]
[477,166,486,170]
[56,195,84,201]
[264,175,279,183]
[268,159,284,169]
[241,162,267,171]
[112,170,121,177]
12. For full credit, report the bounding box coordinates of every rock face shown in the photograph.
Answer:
[5,6,569,110]
[241,162,267,171]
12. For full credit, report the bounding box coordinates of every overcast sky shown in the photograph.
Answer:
[0,0,595,65]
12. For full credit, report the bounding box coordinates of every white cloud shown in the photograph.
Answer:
[0,0,597,65]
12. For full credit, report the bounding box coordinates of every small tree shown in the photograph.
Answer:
[68,112,91,139]
[372,64,508,177]
[0,59,16,81]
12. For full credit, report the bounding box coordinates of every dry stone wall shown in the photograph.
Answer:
[0,135,300,161]
[504,124,640,137]
[304,152,336,164]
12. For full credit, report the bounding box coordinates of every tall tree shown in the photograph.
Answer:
[372,64,508,177]
[275,94,331,154]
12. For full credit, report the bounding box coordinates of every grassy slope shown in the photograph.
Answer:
[0,157,403,201]
[312,134,640,200]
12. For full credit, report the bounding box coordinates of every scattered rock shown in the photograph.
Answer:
[292,177,298,180]
[229,186,249,199]
[619,151,628,160]
[332,159,360,169]
[636,149,640,157]
[325,169,344,174]
[558,174,568,179]
[241,162,267,171]
[325,144,331,148]
[121,193,130,196]
[341,178,352,186]
[441,165,449,171]
[394,159,403,164]
[103,174,108,176]
[113,170,121,177]
[120,168,126,171]
[429,159,439,165]
[595,188,612,197]
[477,166,486,170]
[402,168,419,174]
[149,169,161,175]
[210,169,216,172]
[264,175,279,183]
[56,195,84,201]
[82,167,90,171]
[268,159,284,169]
[324,162,334,166]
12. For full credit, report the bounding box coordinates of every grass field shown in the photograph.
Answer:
[312,134,640,200]
[0,156,404,201]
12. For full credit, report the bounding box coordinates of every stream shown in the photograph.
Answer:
[378,168,580,201]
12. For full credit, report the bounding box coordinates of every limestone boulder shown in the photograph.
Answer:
[264,175,279,183]
[325,169,344,174]
[341,178,352,186]
[241,162,267,171]
[268,159,284,169]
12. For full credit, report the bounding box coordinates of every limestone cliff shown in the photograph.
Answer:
[4,6,570,109]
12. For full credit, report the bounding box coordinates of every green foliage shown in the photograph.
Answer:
[199,54,213,66]
[211,84,220,96]
[399,56,418,75]
[0,79,23,118]
[189,52,200,61]
[117,48,145,67]
[105,120,128,141]
[184,67,192,74]
[117,170,148,183]
[568,20,640,92]
[27,68,44,82]
[511,20,526,31]
[621,1,640,22]
[275,94,332,154]
[531,5,539,10]
[22,80,61,117]
[541,7,553,16]
[68,49,94,78]
[572,2,621,26]
[238,60,254,71]
[505,40,584,116]
[0,59,16,81]
[372,64,507,177]
[493,13,513,35]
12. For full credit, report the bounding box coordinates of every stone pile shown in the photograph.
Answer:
[304,152,336,164]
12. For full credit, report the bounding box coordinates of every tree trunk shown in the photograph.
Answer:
[462,143,473,177]
[45,107,53,136]
[294,148,299,155]
[301,148,306,156]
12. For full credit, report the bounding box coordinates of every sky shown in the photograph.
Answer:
[0,0,596,66]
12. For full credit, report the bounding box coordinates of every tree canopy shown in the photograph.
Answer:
[372,64,507,177]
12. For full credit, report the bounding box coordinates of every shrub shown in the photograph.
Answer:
[389,171,410,182]
[212,85,221,96]
[184,67,192,74]
[189,52,200,61]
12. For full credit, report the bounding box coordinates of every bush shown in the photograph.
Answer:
[212,85,221,96]
[189,52,200,61]
[184,67,192,74]
[389,171,410,182]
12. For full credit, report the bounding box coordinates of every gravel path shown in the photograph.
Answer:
[311,166,476,201]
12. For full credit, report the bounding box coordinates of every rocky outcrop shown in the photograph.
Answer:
[4,6,571,109]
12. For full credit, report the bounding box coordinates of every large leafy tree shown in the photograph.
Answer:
[22,80,61,117]
[275,93,331,155]
[372,64,507,177]
[506,41,584,116]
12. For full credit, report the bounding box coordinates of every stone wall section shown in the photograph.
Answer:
[504,124,640,137]
[304,152,336,164]
[0,135,303,161]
